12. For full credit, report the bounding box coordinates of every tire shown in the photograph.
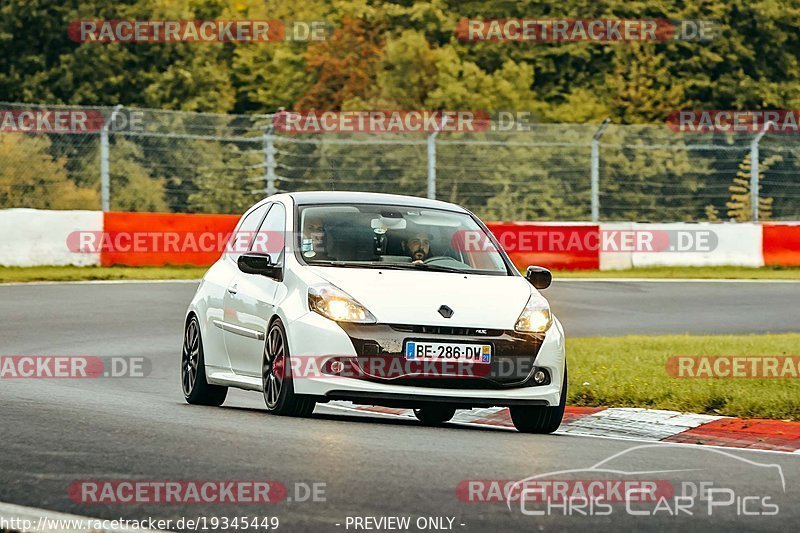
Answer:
[262,319,316,417]
[414,405,456,426]
[182,316,228,406]
[509,364,567,434]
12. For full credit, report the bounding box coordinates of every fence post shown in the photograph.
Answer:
[264,125,277,196]
[100,104,124,212]
[590,118,611,223]
[749,121,775,222]
[426,115,453,200]
[427,130,438,200]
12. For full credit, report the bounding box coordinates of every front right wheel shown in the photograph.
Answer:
[509,364,567,434]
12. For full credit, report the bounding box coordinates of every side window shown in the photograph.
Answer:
[251,202,286,265]
[228,203,270,262]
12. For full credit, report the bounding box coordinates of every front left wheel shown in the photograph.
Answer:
[182,316,228,406]
[509,363,567,434]
[262,319,316,417]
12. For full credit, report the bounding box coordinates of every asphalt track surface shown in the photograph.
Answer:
[1,280,799,532]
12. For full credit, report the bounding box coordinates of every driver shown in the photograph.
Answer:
[402,231,432,263]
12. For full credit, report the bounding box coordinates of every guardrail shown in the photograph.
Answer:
[1,209,799,269]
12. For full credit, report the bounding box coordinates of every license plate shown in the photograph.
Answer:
[404,341,492,363]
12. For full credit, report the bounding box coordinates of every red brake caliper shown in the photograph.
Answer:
[273,353,286,380]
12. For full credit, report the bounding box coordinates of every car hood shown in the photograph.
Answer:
[308,267,537,329]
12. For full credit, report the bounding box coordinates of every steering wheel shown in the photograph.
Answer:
[423,256,456,264]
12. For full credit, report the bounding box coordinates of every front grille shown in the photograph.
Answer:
[389,324,503,337]
[357,366,550,390]
[337,323,545,390]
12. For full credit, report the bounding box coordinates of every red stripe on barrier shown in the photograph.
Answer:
[663,418,800,452]
[101,212,238,266]
[487,223,600,270]
[763,223,800,266]
[97,213,600,269]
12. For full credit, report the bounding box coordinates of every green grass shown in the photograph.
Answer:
[0,265,208,283]
[553,265,800,279]
[568,333,800,420]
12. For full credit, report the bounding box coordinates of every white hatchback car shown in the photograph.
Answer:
[182,192,567,433]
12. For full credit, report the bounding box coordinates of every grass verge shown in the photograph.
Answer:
[568,333,800,420]
[553,265,800,279]
[0,265,207,283]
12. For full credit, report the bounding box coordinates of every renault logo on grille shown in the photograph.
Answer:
[438,305,454,318]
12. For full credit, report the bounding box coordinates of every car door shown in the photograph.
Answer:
[216,201,271,376]
[223,202,286,378]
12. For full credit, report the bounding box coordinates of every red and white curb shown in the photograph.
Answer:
[328,402,800,453]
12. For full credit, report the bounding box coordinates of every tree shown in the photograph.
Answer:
[726,153,778,222]
[603,42,686,124]
[0,133,99,209]
[296,16,385,110]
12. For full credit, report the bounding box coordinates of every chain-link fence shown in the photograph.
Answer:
[2,102,798,221]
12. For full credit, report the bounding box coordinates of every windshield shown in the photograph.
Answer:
[297,203,510,275]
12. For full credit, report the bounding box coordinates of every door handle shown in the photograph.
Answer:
[227,284,238,295]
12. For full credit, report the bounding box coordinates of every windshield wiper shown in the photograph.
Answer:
[408,262,468,274]
[307,260,411,270]
[308,260,483,275]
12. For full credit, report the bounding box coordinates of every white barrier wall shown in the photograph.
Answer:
[0,209,101,266]
[599,222,764,270]
[0,209,771,269]
[597,223,634,270]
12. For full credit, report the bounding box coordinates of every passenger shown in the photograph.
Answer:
[302,214,332,259]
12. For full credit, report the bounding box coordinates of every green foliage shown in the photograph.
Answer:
[569,333,800,420]
[187,141,263,213]
[5,0,800,117]
[0,134,99,209]
[726,153,777,222]
[2,0,800,218]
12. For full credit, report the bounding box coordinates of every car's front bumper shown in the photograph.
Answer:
[285,311,566,408]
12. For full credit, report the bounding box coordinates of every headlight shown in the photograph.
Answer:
[308,284,377,323]
[514,295,552,333]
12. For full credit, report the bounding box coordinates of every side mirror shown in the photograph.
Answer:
[525,266,552,289]
[238,253,282,281]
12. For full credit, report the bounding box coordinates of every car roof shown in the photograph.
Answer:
[279,191,469,212]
